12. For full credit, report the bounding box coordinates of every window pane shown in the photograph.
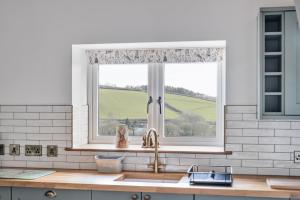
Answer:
[98,64,148,136]
[164,63,217,137]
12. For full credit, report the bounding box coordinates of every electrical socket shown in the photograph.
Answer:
[295,151,300,163]
[0,144,4,155]
[9,144,20,156]
[294,151,300,163]
[25,145,42,156]
[47,145,58,157]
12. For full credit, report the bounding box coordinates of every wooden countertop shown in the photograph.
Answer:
[0,170,300,198]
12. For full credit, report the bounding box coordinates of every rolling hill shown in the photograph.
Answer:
[98,88,216,122]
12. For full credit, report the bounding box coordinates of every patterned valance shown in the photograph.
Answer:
[86,47,225,64]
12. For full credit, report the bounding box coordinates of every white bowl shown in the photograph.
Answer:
[95,155,124,173]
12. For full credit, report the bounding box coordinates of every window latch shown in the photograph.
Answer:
[147,96,153,114]
[157,96,162,114]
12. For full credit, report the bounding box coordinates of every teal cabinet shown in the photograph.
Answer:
[12,187,91,200]
[92,191,193,200]
[142,193,192,200]
[92,191,141,200]
[195,195,286,200]
[284,11,300,115]
[0,187,11,200]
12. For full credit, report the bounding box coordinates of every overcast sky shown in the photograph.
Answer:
[99,63,217,97]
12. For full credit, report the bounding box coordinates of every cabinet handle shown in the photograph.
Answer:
[144,194,151,200]
[45,190,57,198]
[131,194,139,200]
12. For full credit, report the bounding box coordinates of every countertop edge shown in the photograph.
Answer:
[0,170,300,199]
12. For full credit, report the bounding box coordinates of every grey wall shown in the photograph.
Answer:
[0,0,294,105]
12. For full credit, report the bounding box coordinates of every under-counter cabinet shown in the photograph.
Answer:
[12,187,91,200]
[92,191,192,200]
[195,196,287,200]
[0,187,11,200]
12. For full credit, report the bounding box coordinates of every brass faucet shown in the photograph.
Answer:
[142,128,165,173]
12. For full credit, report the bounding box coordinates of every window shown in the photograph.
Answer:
[89,62,224,146]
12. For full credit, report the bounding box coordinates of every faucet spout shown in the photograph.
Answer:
[143,128,164,173]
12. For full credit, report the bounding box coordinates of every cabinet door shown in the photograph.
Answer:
[0,187,11,200]
[92,191,141,200]
[12,187,91,200]
[195,195,286,200]
[142,193,192,200]
[284,11,300,115]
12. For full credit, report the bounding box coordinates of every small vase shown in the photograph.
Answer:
[115,124,129,148]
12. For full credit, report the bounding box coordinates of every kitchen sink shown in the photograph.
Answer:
[114,173,184,183]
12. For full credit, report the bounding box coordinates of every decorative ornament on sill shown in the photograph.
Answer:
[115,124,129,148]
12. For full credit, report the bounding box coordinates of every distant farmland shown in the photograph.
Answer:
[98,88,216,122]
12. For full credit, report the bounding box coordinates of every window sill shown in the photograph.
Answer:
[65,144,231,154]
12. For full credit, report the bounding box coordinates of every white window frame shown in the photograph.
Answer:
[85,42,226,147]
[88,62,225,147]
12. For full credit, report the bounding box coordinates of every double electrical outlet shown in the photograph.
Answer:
[0,144,57,157]
[295,151,300,163]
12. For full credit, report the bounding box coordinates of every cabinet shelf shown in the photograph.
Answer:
[264,32,282,36]
[264,72,282,76]
[264,92,282,95]
[264,52,282,56]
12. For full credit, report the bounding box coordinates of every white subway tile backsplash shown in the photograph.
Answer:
[27,120,52,127]
[53,120,72,127]
[225,114,243,120]
[0,113,13,119]
[210,159,241,167]
[226,136,258,144]
[53,106,72,113]
[226,121,258,129]
[259,152,290,160]
[259,121,290,129]
[0,105,300,176]
[242,160,273,168]
[226,106,257,114]
[1,106,26,113]
[243,144,274,152]
[40,127,66,134]
[2,160,27,168]
[1,120,26,126]
[232,167,257,175]
[53,162,79,169]
[290,169,300,176]
[27,106,52,113]
[14,126,39,133]
[179,158,209,165]
[0,126,13,133]
[291,138,300,145]
[275,129,300,137]
[225,144,243,151]
[227,152,258,160]
[27,161,53,168]
[274,161,300,168]
[259,137,290,145]
[226,129,243,136]
[243,129,274,137]
[257,168,289,176]
[40,113,66,119]
[14,113,39,120]
[291,122,300,129]
[275,145,300,152]
[27,133,52,140]
[242,114,257,121]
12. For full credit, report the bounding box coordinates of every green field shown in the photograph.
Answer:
[99,88,216,122]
